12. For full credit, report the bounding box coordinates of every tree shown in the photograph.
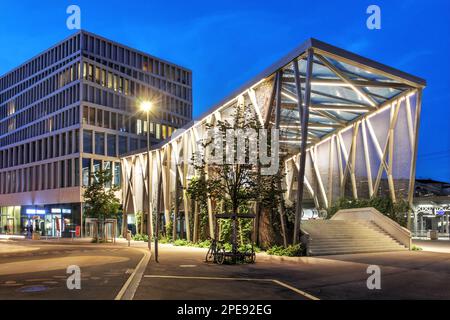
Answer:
[83,168,121,241]
[188,103,285,250]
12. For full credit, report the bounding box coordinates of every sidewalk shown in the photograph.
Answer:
[413,239,450,254]
[0,236,152,250]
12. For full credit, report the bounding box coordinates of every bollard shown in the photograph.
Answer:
[126,230,132,247]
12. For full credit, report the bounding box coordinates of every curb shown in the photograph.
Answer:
[115,248,151,300]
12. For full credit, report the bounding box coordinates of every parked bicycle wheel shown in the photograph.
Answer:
[246,251,256,264]
[216,248,226,264]
[205,247,214,262]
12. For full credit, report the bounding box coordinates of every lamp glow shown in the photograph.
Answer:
[140,100,153,112]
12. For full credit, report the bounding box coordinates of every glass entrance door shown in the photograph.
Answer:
[44,214,63,237]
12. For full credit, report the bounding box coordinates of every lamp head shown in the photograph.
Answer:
[140,100,153,112]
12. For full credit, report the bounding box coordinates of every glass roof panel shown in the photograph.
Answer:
[323,56,395,82]
[364,86,403,100]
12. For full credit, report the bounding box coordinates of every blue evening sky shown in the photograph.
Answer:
[1,0,449,181]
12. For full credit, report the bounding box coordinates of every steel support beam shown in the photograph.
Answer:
[293,48,313,244]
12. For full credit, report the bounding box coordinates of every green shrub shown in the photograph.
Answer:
[173,239,191,246]
[196,240,211,248]
[158,236,171,244]
[326,196,409,227]
[267,244,302,257]
[411,245,423,251]
[132,233,149,242]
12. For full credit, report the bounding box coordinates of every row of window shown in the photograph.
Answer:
[0,129,79,170]
[0,62,80,120]
[0,34,81,91]
[82,32,191,86]
[0,55,80,104]
[83,130,145,156]
[0,158,80,194]
[83,57,192,103]
[82,104,177,139]
[1,84,79,136]
[0,106,79,148]
[0,156,123,194]
[82,60,192,117]
[82,82,191,125]
[81,158,121,187]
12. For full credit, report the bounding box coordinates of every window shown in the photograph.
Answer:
[83,106,89,124]
[83,130,93,153]
[89,107,95,124]
[111,113,117,130]
[103,161,112,188]
[137,119,143,135]
[93,160,102,182]
[104,111,110,129]
[130,138,138,152]
[74,158,80,187]
[96,109,103,126]
[95,132,105,155]
[119,136,127,155]
[82,158,90,186]
[108,72,113,88]
[114,162,121,186]
[60,161,65,188]
[155,123,161,139]
[107,134,116,157]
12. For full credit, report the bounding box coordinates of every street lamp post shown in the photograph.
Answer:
[140,101,154,258]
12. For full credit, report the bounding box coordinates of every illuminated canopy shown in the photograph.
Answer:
[121,38,426,239]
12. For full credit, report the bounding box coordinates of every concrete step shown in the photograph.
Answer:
[309,247,406,255]
[309,243,405,250]
[311,239,400,245]
[301,219,407,256]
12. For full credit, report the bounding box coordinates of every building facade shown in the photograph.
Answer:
[0,30,192,237]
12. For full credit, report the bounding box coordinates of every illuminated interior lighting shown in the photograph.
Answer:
[281,91,299,102]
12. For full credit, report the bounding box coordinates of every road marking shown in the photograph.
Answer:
[179,264,197,268]
[115,249,151,300]
[143,275,320,300]
[1,283,23,287]
[25,278,52,282]
[271,279,320,300]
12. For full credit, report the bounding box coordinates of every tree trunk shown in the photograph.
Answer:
[238,219,244,246]
[122,211,127,237]
[193,201,199,242]
[277,180,288,247]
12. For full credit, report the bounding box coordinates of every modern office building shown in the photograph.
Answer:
[0,30,192,237]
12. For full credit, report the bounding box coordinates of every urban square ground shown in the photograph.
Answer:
[0,239,449,300]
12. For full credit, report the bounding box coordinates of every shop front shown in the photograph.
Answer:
[0,206,21,235]
[413,200,450,239]
[18,203,81,238]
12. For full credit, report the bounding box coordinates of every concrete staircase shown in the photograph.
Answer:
[301,219,408,256]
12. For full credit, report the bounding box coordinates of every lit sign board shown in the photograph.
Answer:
[25,209,46,215]
[436,210,445,216]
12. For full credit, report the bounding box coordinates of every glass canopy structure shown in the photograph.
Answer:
[120,38,425,240]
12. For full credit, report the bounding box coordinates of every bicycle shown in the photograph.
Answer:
[205,237,226,264]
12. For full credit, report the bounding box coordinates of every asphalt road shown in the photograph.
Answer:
[136,244,450,300]
[0,240,144,299]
